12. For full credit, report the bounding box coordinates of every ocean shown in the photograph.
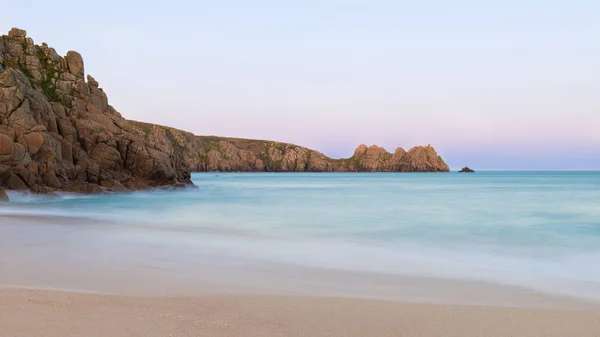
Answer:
[1,172,599,303]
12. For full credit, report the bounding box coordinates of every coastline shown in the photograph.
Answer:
[2,288,600,337]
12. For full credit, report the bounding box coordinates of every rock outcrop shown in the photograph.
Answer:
[0,28,192,193]
[0,187,8,201]
[459,167,475,173]
[0,27,449,194]
[130,122,450,173]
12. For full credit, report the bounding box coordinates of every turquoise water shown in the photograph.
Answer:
[1,172,600,300]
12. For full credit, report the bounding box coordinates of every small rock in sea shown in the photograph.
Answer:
[0,187,9,202]
[458,167,475,173]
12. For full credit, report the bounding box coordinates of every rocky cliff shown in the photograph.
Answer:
[0,27,449,194]
[0,28,192,193]
[130,122,450,173]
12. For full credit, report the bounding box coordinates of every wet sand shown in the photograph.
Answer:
[3,214,600,336]
[2,288,600,337]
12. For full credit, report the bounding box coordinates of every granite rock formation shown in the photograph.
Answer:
[0,28,191,193]
[130,122,450,173]
[0,27,449,195]
[0,186,8,201]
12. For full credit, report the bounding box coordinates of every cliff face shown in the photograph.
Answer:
[130,122,450,173]
[0,27,449,194]
[0,28,191,193]
[336,144,449,172]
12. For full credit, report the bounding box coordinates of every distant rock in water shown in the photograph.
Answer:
[459,167,475,173]
[0,27,450,194]
[0,187,8,201]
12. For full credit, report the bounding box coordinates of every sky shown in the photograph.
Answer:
[4,0,599,170]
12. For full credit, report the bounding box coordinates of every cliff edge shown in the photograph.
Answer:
[0,28,192,193]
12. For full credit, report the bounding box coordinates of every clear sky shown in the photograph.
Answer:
[4,0,599,170]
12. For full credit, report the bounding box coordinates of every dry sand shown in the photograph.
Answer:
[2,288,600,337]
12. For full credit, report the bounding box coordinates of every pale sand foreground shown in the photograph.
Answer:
[2,289,600,337]
[3,215,600,336]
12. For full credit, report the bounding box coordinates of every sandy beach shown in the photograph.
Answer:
[1,288,600,337]
[2,189,600,337]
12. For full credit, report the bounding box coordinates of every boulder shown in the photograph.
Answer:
[0,133,14,160]
[0,187,8,202]
[8,28,26,38]
[24,130,46,155]
[65,51,84,79]
[87,75,99,87]
[1,171,28,190]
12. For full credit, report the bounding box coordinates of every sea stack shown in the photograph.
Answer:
[459,167,475,173]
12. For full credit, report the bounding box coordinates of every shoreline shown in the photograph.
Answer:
[3,182,600,337]
[2,265,599,311]
[2,214,600,310]
[2,288,600,337]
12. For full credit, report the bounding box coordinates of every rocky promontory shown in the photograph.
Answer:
[130,122,450,173]
[0,28,449,194]
[0,28,192,193]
